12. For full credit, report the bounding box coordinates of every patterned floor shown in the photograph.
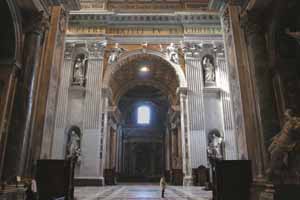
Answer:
[75,185,212,200]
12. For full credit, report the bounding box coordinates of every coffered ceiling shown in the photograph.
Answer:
[109,54,180,103]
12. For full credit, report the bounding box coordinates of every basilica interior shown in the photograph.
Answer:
[0,0,300,200]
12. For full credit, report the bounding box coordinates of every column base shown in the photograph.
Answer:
[183,176,193,186]
[74,177,104,186]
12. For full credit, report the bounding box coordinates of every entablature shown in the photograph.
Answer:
[67,12,223,36]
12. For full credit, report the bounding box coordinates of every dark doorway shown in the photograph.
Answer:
[118,86,169,182]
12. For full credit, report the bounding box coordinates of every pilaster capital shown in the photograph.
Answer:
[87,41,107,59]
[221,7,231,33]
[64,42,76,59]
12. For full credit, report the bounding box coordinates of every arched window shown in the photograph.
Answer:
[137,105,150,124]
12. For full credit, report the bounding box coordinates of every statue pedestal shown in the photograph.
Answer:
[183,176,193,186]
[259,183,300,200]
[259,184,275,200]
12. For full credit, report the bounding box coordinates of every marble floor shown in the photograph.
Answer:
[75,184,212,200]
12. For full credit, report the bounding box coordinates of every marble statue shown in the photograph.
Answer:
[166,43,179,64]
[207,129,224,161]
[267,109,300,183]
[67,130,81,161]
[202,56,216,83]
[108,43,125,64]
[73,56,87,86]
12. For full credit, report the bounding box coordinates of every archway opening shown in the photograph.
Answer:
[0,0,16,61]
[104,52,182,183]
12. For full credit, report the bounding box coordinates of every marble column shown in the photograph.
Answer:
[241,10,279,177]
[178,88,193,186]
[17,12,49,176]
[101,88,111,179]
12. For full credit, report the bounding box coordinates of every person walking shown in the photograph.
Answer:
[160,176,167,198]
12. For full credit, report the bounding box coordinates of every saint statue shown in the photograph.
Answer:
[166,43,179,64]
[108,43,125,64]
[73,56,87,86]
[66,130,81,161]
[207,129,224,162]
[202,56,216,83]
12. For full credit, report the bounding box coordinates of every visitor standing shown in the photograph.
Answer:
[160,176,167,198]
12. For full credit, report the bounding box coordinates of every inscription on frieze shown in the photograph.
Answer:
[68,25,222,35]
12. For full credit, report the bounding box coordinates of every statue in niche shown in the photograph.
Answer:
[207,129,224,162]
[108,43,126,64]
[267,109,300,184]
[72,55,87,86]
[202,56,216,83]
[66,128,81,163]
[166,43,179,64]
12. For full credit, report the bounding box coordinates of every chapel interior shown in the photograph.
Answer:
[0,0,300,200]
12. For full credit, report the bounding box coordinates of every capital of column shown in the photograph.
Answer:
[176,87,189,97]
[226,0,243,6]
[240,10,264,36]
[102,87,113,99]
[24,11,50,35]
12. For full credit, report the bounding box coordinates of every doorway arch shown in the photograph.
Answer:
[101,48,192,185]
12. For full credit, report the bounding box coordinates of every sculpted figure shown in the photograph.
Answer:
[67,130,81,161]
[166,43,179,64]
[202,56,216,83]
[108,43,125,64]
[268,109,300,183]
[207,129,224,162]
[73,56,87,86]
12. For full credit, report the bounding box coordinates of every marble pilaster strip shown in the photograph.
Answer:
[185,58,207,167]
[217,58,237,159]
[55,59,73,128]
[83,59,103,129]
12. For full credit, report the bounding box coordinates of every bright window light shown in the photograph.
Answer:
[137,106,150,124]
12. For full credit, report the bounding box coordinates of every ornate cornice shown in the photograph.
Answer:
[67,12,222,36]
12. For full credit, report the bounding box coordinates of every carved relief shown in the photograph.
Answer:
[108,43,126,64]
[166,43,179,64]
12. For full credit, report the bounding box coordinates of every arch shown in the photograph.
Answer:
[0,0,22,62]
[115,80,171,104]
[103,49,187,89]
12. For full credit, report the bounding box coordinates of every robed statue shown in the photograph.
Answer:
[66,130,81,162]
[72,55,87,86]
[207,129,224,162]
[202,56,216,83]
